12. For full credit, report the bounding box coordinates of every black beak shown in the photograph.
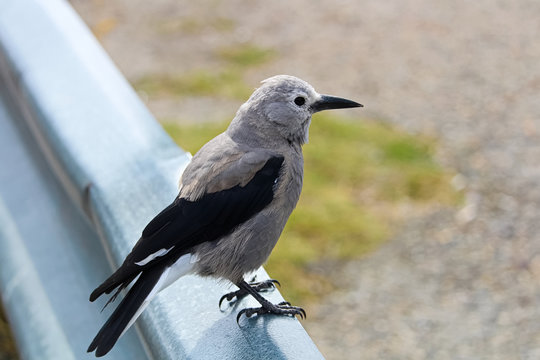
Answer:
[311,95,363,113]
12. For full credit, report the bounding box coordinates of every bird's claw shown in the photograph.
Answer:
[219,292,239,308]
[219,279,280,309]
[250,278,280,291]
[265,279,281,288]
[236,302,306,324]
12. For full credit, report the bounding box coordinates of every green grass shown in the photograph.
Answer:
[163,114,460,305]
[163,121,229,151]
[0,306,18,360]
[132,43,275,101]
[133,69,252,100]
[217,44,276,67]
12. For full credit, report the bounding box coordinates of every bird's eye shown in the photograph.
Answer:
[294,96,306,106]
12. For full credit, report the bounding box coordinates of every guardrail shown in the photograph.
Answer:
[0,0,324,358]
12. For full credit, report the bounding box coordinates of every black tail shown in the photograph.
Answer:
[89,264,139,302]
[87,267,164,357]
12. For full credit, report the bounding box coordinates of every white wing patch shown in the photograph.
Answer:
[159,253,198,290]
[135,247,174,266]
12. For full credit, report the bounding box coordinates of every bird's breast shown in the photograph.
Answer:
[276,148,304,208]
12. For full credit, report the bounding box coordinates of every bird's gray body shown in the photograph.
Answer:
[190,133,304,283]
[88,75,361,357]
[180,76,313,283]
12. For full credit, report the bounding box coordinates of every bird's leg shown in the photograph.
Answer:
[219,278,280,308]
[235,280,306,323]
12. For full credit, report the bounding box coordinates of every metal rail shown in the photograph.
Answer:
[0,0,324,358]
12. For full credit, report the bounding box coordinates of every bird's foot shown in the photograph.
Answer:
[219,279,280,308]
[237,301,306,323]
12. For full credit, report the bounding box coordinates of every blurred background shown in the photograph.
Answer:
[3,0,540,359]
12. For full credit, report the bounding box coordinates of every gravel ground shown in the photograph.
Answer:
[70,1,540,359]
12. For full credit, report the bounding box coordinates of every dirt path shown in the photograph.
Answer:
[70,1,540,358]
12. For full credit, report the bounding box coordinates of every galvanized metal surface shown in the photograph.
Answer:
[0,0,324,359]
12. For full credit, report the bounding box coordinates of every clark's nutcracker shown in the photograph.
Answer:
[88,75,362,356]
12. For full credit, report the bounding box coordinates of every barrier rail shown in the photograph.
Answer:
[0,0,324,358]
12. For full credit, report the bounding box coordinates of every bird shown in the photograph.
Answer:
[87,75,362,357]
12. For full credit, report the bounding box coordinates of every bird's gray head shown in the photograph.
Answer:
[228,75,362,146]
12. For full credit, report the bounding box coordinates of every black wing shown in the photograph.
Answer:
[90,155,284,301]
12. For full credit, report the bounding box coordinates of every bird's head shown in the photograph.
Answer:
[228,75,362,146]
